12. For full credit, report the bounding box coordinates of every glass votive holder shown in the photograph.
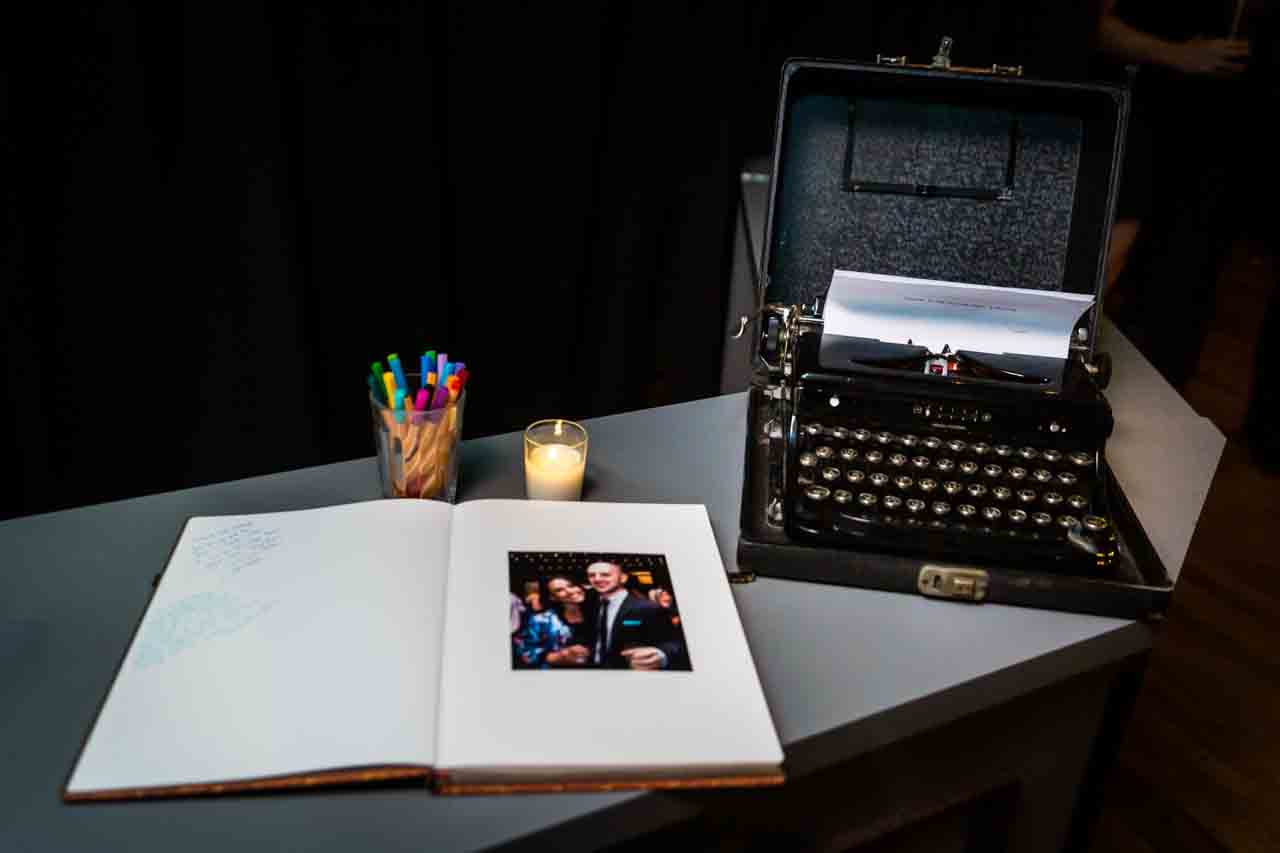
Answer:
[371,374,465,502]
[524,419,588,501]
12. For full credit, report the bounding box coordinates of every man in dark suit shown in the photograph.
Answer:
[585,561,689,671]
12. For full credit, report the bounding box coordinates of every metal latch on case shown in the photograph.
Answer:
[918,566,990,601]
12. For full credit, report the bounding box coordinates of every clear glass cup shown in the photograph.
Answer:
[370,373,465,502]
[524,419,588,501]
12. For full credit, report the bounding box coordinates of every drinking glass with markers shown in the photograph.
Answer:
[368,350,470,503]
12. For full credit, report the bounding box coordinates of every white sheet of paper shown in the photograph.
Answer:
[823,270,1095,359]
[66,500,452,795]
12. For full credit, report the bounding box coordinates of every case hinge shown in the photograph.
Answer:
[918,566,989,601]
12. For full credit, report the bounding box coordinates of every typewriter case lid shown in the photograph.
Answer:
[758,57,1128,362]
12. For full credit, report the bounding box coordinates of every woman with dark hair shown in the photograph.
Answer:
[517,573,593,668]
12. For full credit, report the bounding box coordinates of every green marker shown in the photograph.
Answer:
[370,361,386,403]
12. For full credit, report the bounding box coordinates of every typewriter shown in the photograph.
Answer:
[736,54,1173,619]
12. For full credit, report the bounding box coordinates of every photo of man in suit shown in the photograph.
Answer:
[586,561,690,671]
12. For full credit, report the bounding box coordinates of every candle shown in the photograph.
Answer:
[524,419,588,501]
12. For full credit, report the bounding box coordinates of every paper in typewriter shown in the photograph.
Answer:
[824,270,1094,359]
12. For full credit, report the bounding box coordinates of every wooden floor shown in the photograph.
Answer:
[1092,238,1280,852]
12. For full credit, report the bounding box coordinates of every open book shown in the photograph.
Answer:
[64,500,784,800]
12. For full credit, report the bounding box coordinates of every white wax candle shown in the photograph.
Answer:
[525,444,585,501]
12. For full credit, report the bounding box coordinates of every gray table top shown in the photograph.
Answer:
[1,324,1222,852]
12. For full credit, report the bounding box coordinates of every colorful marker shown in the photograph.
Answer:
[388,353,408,392]
[436,352,448,384]
[393,388,406,422]
[382,372,397,408]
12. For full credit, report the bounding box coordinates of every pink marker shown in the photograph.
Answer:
[415,388,430,411]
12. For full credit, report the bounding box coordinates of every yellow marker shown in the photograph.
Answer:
[427,371,437,387]
[382,372,397,408]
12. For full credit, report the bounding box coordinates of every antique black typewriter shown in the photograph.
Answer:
[737,52,1173,620]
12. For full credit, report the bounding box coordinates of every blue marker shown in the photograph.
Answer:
[388,353,408,392]
[393,388,406,423]
[420,353,431,389]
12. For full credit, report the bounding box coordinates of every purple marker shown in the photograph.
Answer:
[436,352,448,384]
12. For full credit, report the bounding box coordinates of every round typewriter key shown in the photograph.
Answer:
[1009,466,1027,481]
[799,452,817,467]
[815,446,834,459]
[875,431,893,445]
[889,453,908,467]
[918,478,938,492]
[1032,511,1053,526]
[1018,489,1037,503]
[1057,514,1080,529]
[932,501,951,516]
[900,434,919,447]
[805,423,822,436]
[1068,494,1089,510]
[847,469,866,483]
[1084,515,1109,531]
[982,506,1002,521]
[894,474,914,490]
[971,442,990,456]
[858,492,878,507]
[832,426,850,440]
[935,458,955,472]
[1008,508,1028,524]
[883,514,902,526]
[959,461,979,476]
[906,498,926,513]
[994,444,1013,457]
[882,495,903,510]
[1033,469,1053,483]
[1069,451,1092,467]
[1044,492,1064,506]
[993,486,1013,501]
[822,467,841,481]
[944,480,963,496]
[967,483,988,498]
[833,490,853,504]
[869,472,890,487]
[805,485,830,501]
[929,520,947,530]
[840,448,859,462]
[983,464,1002,478]
[1042,449,1063,463]
[1019,446,1039,460]
[912,455,931,469]
[865,450,884,464]
[923,436,943,450]
[957,504,977,518]
[1057,471,1078,486]
[853,428,871,442]
[948,439,967,453]
[905,518,924,529]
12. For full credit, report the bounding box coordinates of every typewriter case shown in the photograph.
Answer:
[737,57,1175,620]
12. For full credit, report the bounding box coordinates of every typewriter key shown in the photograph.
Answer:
[853,428,871,442]
[869,472,890,487]
[798,473,814,485]
[932,501,951,516]
[805,423,822,436]
[1033,469,1053,483]
[1018,489,1037,503]
[846,469,866,484]
[1044,492,1063,506]
[948,439,967,453]
[1068,494,1088,510]
[929,520,947,529]
[944,481,963,496]
[1057,515,1080,529]
[840,448,859,462]
[1007,509,1028,524]
[982,506,1002,521]
[882,495,903,510]
[967,483,988,498]
[834,490,853,504]
[1083,515,1109,531]
[822,467,841,482]
[923,436,943,450]
[935,458,955,472]
[906,499,926,513]
[1057,471,1078,486]
[799,452,817,467]
[832,427,849,440]
[858,492,878,507]
[994,444,1013,457]
[971,442,990,455]
[912,456,931,469]
[875,431,894,445]
[993,486,1013,501]
[805,486,830,501]
[1009,466,1028,481]
[1032,512,1053,526]
[1069,451,1092,467]
[894,475,914,490]
[918,478,938,492]
[889,453,908,467]
[1042,449,1063,463]
[957,504,977,517]
[1019,446,1039,460]
[815,446,834,459]
[959,461,979,476]
[983,464,1002,478]
[865,450,884,464]
[901,434,919,447]
[905,518,924,529]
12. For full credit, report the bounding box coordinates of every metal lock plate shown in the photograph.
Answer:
[918,566,990,602]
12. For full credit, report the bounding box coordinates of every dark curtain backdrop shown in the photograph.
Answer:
[1,2,1098,519]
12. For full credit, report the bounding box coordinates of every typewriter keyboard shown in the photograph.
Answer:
[790,422,1117,571]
